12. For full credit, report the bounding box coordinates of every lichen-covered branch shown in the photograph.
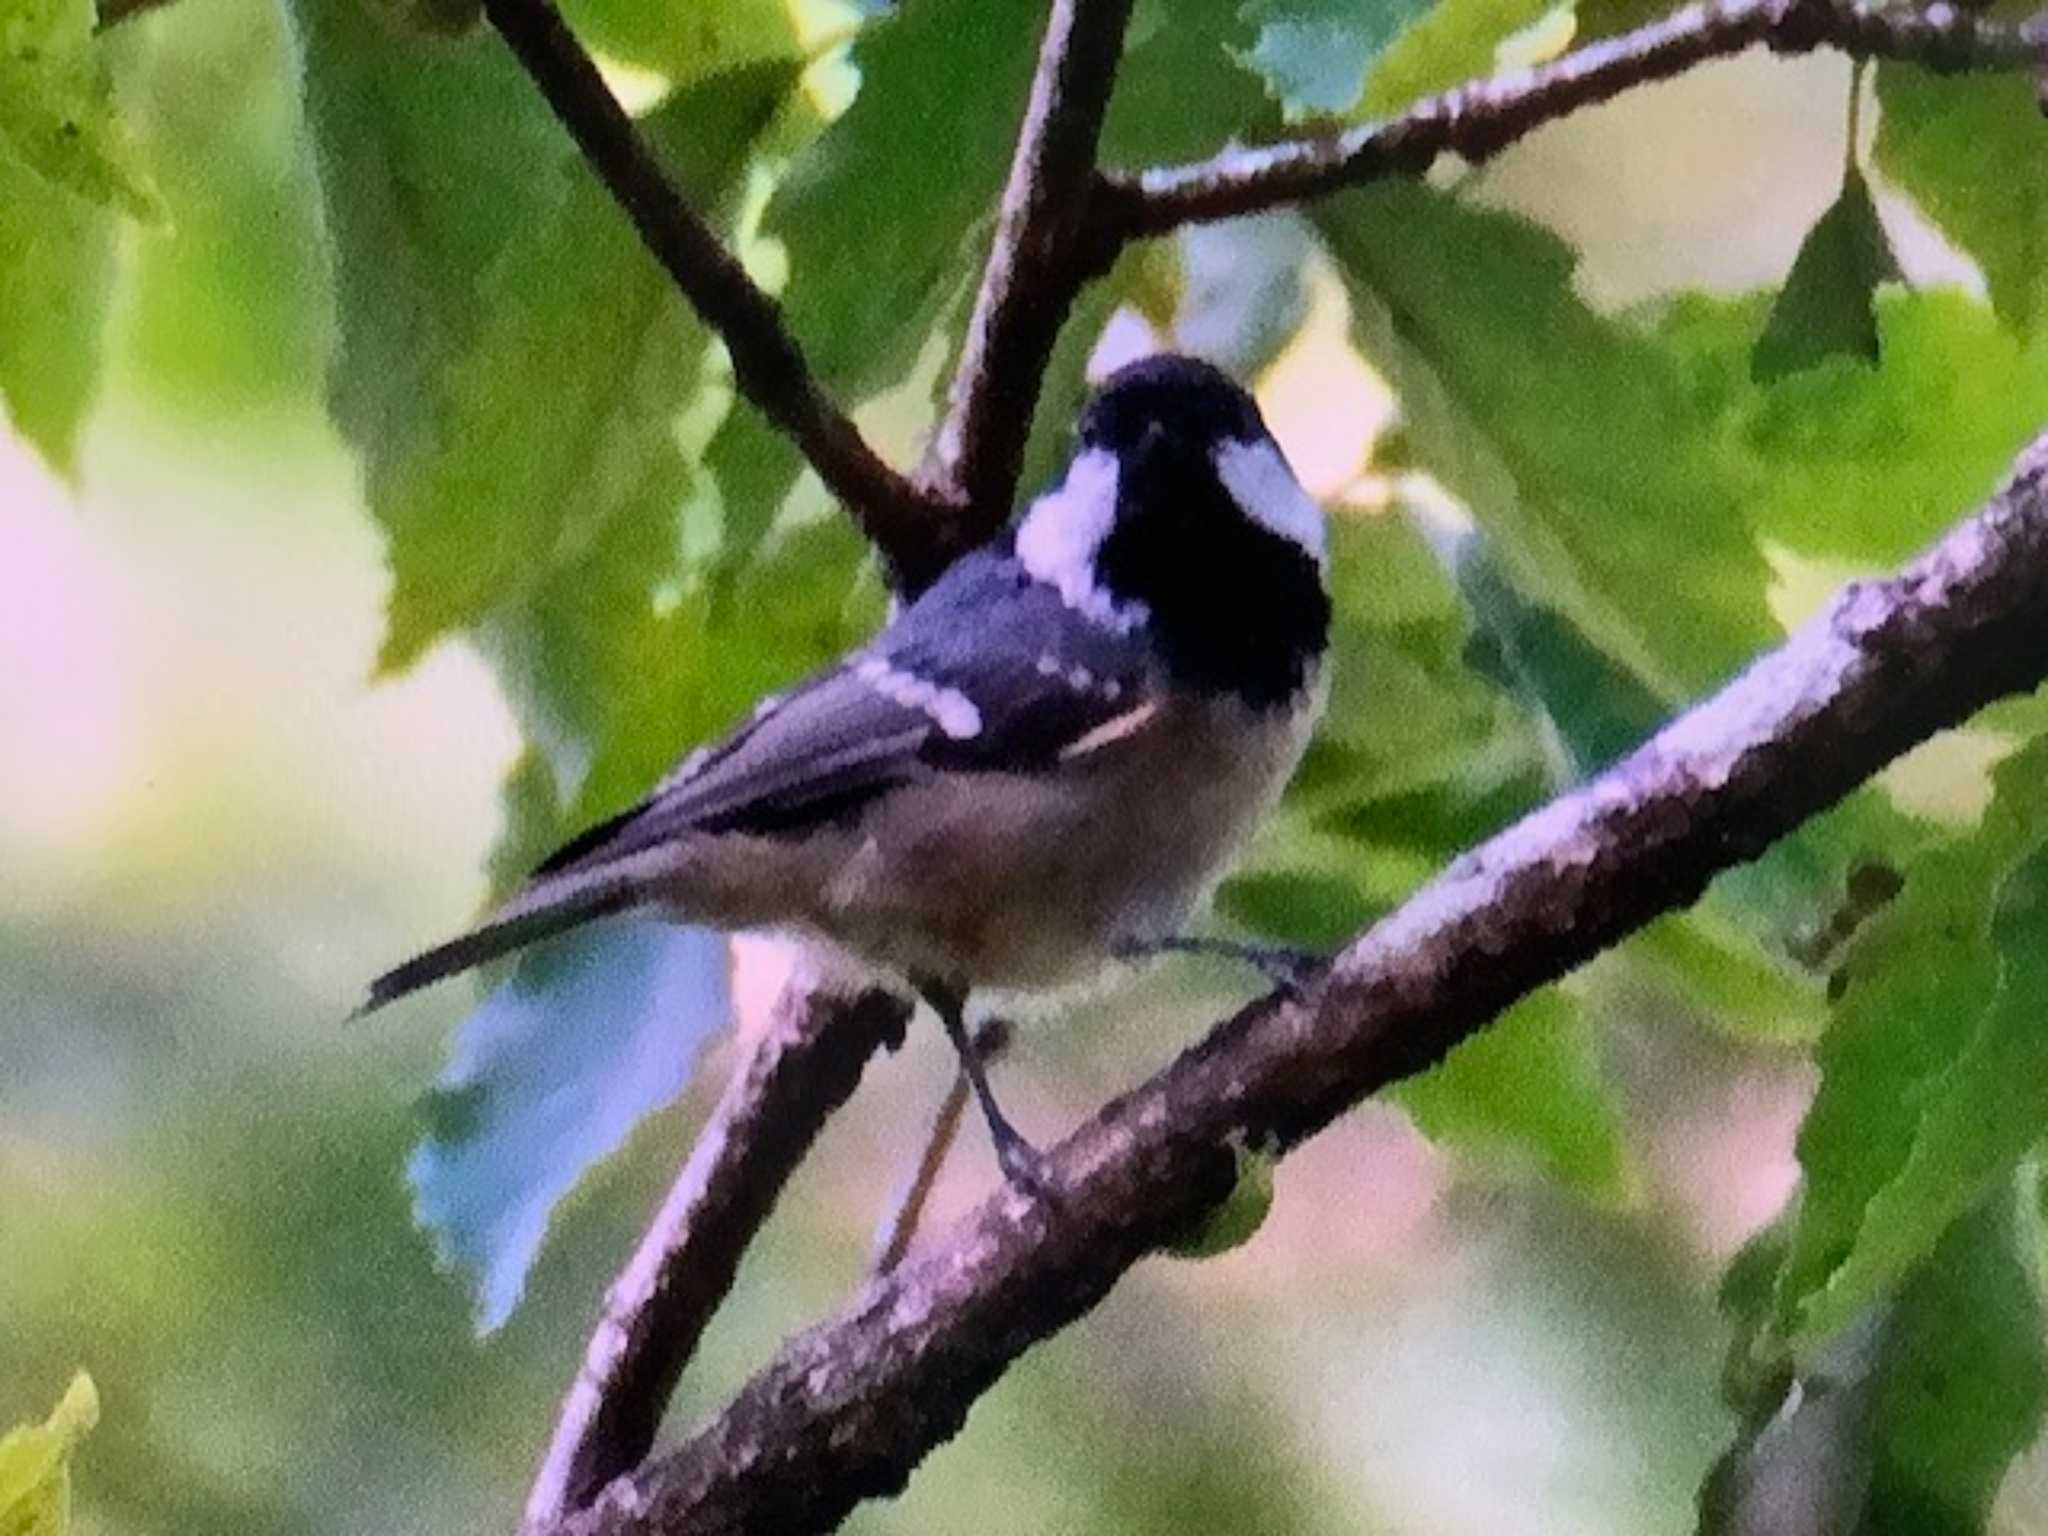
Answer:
[1090,0,2047,239]
[547,433,2048,1536]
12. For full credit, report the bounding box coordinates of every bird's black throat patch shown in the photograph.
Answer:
[1095,444,1328,708]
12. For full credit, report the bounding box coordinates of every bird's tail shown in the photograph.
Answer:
[352,868,647,1019]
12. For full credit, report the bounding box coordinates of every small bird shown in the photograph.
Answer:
[359,354,1332,1185]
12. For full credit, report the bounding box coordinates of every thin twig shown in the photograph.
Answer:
[869,1019,1013,1276]
[1089,0,2048,240]
[915,0,1140,539]
[552,432,2048,1536]
[520,975,910,1531]
[479,0,943,578]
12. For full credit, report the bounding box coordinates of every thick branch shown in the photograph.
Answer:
[480,0,941,573]
[1091,0,2048,239]
[914,0,1139,546]
[551,432,2048,1536]
[522,976,910,1530]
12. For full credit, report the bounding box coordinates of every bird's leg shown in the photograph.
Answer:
[914,977,1044,1190]
[1115,935,1326,995]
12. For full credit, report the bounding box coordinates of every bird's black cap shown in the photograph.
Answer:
[1077,354,1269,455]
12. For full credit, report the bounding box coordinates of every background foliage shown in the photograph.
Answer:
[6,0,2048,1530]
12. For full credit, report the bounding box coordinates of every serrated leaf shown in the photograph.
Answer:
[1396,988,1635,1203]
[0,1372,97,1536]
[409,918,732,1333]
[0,0,160,219]
[1876,65,2048,335]
[1237,0,1429,121]
[1776,737,2048,1349]
[1320,183,1778,698]
[0,149,111,471]
[1752,164,1899,383]
[370,64,793,670]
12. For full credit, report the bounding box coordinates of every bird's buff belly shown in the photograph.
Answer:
[803,697,1311,988]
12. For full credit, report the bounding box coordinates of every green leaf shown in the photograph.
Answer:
[1320,183,1778,698]
[1752,164,1899,383]
[1865,1194,2046,1535]
[1108,0,1277,163]
[409,918,732,1333]
[1395,988,1635,1203]
[292,0,577,515]
[0,0,160,219]
[1777,737,2048,1348]
[1704,1196,2045,1536]
[767,0,1040,397]
[1359,0,1557,115]
[370,64,794,669]
[0,150,111,470]
[1876,66,2048,335]
[0,1372,97,1536]
[559,0,800,85]
[1716,289,2048,566]
[1794,834,2048,1344]
[1237,0,1430,121]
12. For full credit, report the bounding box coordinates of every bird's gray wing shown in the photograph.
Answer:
[535,549,1156,876]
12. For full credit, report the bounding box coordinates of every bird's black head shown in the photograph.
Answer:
[1015,353,1330,707]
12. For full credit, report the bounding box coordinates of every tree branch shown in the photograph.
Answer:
[548,431,2048,1536]
[479,0,942,576]
[914,0,1140,544]
[1090,0,2048,240]
[521,975,911,1531]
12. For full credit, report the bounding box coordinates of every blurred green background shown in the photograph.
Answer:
[6,0,2047,1531]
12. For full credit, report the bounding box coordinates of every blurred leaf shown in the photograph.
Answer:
[1407,488,1665,780]
[1776,737,2048,1349]
[1698,290,2048,566]
[1321,183,1777,698]
[409,918,732,1333]
[1876,67,2048,335]
[1360,0,1555,115]
[560,0,798,83]
[1863,1193,2046,1535]
[1396,988,1635,1203]
[0,0,160,219]
[1173,212,1311,380]
[1752,165,1899,383]
[767,0,1039,397]
[1237,0,1431,120]
[1215,867,1382,946]
[0,1371,97,1536]
[371,64,793,669]
[1573,0,1682,40]
[1163,1137,1278,1258]
[292,0,576,511]
[0,152,111,471]
[1703,1196,2045,1536]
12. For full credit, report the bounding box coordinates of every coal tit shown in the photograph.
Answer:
[360,353,1332,1185]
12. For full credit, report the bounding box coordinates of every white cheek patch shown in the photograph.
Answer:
[1214,438,1326,563]
[1013,448,1147,632]
[854,656,983,740]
